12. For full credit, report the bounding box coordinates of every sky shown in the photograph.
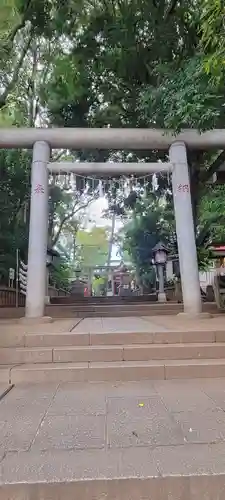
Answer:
[86,196,123,261]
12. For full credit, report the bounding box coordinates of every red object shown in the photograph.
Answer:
[84,287,89,297]
[34,184,44,194]
[177,184,190,193]
[212,246,225,251]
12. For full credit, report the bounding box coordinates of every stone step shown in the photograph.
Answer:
[0,302,220,320]
[1,444,223,500]
[0,347,53,364]
[45,303,220,318]
[24,329,223,348]
[53,343,225,363]
[2,342,225,365]
[47,301,218,310]
[4,358,225,383]
[48,307,184,318]
[51,293,158,303]
[80,310,182,318]
[48,302,184,318]
[50,302,181,309]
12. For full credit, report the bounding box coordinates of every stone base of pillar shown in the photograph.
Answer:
[19,316,53,324]
[158,292,167,303]
[177,312,212,320]
[45,296,50,304]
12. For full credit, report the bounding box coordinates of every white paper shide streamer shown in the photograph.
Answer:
[19,260,27,296]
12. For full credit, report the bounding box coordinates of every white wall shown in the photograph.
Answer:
[199,269,215,291]
[166,260,215,292]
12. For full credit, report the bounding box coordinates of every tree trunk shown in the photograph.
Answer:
[189,152,202,235]
[104,211,116,296]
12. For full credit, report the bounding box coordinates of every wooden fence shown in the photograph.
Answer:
[0,288,25,307]
[0,286,69,307]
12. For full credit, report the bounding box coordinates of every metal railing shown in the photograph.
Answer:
[48,286,70,297]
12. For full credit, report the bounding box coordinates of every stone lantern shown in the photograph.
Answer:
[152,242,169,303]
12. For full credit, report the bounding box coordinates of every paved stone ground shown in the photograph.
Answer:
[2,378,225,483]
[0,318,80,334]
[73,315,225,333]
[1,314,225,338]
[74,316,168,333]
[0,319,81,347]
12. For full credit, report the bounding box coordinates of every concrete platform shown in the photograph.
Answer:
[1,379,225,498]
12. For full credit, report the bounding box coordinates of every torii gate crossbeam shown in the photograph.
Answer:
[0,127,225,149]
[48,162,172,175]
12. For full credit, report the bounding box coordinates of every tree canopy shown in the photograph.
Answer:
[0,0,225,286]
[75,227,109,269]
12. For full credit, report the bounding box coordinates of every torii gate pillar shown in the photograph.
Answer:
[25,141,51,321]
[170,141,202,316]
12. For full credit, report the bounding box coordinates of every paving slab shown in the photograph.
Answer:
[154,382,218,413]
[107,412,185,448]
[173,409,225,444]
[0,384,58,455]
[74,316,168,333]
[47,386,107,416]
[33,414,106,451]
[0,383,58,419]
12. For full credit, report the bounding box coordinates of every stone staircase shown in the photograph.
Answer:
[0,301,220,320]
[2,321,225,499]
[45,301,222,318]
[47,302,185,318]
[2,327,225,384]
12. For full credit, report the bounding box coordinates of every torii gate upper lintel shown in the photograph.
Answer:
[0,127,225,149]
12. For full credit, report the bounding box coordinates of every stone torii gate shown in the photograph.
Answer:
[1,127,224,320]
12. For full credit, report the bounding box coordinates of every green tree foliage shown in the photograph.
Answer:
[92,275,105,295]
[39,0,225,239]
[48,179,96,250]
[75,227,109,270]
[123,192,176,283]
[200,0,225,79]
[0,0,225,285]
[0,149,30,281]
[198,184,225,243]
[49,257,71,290]
[139,55,224,132]
[123,176,225,278]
